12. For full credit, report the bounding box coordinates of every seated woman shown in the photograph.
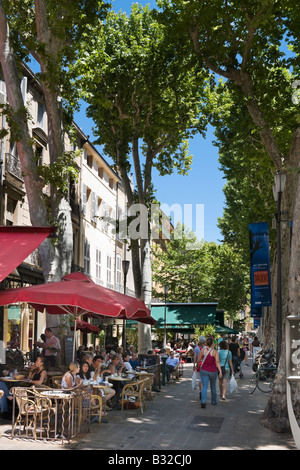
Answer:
[61,361,82,389]
[28,356,48,386]
[79,361,91,381]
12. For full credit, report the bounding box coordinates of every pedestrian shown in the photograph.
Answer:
[242,336,249,366]
[193,336,206,400]
[218,340,234,401]
[197,337,222,408]
[252,336,261,360]
[229,337,240,376]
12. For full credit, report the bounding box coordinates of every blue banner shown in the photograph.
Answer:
[250,307,263,318]
[249,222,272,309]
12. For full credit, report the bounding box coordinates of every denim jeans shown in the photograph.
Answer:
[200,370,218,405]
[166,365,175,381]
[0,381,12,413]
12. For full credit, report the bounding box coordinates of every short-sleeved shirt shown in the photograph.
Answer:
[44,335,61,357]
[219,350,232,370]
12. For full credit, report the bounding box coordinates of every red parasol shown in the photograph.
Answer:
[0,272,155,359]
[71,319,100,335]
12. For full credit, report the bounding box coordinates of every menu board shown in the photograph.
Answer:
[64,336,74,366]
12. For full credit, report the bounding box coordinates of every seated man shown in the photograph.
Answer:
[166,351,179,382]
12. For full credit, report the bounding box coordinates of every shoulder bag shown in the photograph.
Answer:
[221,351,229,375]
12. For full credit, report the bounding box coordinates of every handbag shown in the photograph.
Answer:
[221,351,229,375]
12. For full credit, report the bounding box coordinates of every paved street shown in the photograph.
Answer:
[0,362,296,452]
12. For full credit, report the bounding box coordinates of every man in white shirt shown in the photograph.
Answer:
[36,328,61,368]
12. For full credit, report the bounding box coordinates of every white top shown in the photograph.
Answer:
[61,372,77,389]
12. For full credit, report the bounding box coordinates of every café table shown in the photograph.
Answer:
[36,388,91,442]
[0,376,32,390]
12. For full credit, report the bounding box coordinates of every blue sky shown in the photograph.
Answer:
[74,0,226,243]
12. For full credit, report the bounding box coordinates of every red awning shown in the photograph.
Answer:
[0,226,55,282]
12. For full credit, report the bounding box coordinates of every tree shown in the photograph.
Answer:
[0,0,110,331]
[75,5,207,351]
[157,0,300,431]
[152,223,249,322]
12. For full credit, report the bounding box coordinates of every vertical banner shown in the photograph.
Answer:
[250,307,263,318]
[249,222,272,309]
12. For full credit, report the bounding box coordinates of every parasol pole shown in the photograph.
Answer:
[72,308,79,362]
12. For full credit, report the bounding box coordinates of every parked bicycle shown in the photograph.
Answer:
[249,350,277,394]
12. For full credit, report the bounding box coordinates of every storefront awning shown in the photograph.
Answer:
[150,303,218,330]
[215,325,239,335]
[0,226,55,282]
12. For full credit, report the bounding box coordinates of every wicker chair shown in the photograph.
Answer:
[136,373,155,401]
[90,394,103,424]
[120,379,147,414]
[11,387,54,439]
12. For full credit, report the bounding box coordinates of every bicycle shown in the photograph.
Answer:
[249,362,277,394]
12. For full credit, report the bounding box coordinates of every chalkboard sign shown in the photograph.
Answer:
[64,336,74,366]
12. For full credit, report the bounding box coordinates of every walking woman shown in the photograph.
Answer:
[197,337,222,408]
[218,340,234,401]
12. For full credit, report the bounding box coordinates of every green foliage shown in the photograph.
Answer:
[35,150,80,196]
[125,328,138,350]
[75,5,209,200]
[156,0,300,266]
[152,223,249,320]
[193,324,217,341]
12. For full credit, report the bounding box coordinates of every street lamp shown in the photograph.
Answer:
[163,285,168,348]
[122,259,130,348]
[273,171,286,363]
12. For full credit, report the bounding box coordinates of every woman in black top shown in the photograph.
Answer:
[229,337,240,375]
[28,356,48,385]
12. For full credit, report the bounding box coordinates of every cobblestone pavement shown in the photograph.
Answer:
[0,362,296,451]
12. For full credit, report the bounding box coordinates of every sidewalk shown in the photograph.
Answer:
[0,362,296,451]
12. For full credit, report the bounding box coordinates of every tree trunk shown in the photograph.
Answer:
[260,130,300,432]
[0,0,54,281]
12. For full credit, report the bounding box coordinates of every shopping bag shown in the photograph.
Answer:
[229,375,237,393]
[192,371,197,390]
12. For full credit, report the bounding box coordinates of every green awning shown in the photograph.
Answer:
[151,303,217,330]
[215,325,239,335]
